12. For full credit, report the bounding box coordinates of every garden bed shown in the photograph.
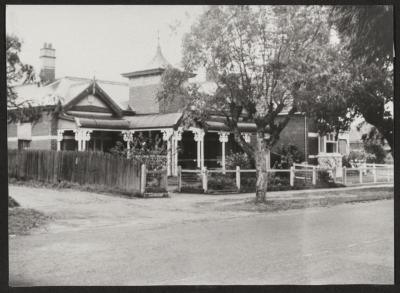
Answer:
[8,178,142,198]
[9,207,50,236]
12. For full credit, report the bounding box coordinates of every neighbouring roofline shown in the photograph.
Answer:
[63,76,128,86]
[121,68,166,78]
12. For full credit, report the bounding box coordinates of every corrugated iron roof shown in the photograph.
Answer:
[70,112,183,130]
[206,120,257,132]
[13,76,130,111]
[76,117,130,130]
[125,112,183,129]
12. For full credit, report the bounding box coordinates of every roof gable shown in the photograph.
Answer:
[63,81,123,117]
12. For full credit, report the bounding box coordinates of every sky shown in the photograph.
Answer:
[6,5,206,82]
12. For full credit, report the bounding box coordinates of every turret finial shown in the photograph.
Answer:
[92,75,96,94]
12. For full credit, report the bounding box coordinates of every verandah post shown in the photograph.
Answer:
[140,164,147,195]
[236,166,240,191]
[359,166,363,184]
[290,166,294,187]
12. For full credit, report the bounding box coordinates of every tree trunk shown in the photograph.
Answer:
[255,133,270,203]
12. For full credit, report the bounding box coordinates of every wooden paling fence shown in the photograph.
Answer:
[8,149,142,194]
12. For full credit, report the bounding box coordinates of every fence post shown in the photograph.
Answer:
[140,164,147,195]
[236,166,241,191]
[290,166,294,187]
[343,167,347,185]
[178,166,182,192]
[359,166,363,184]
[164,168,168,192]
[202,167,208,193]
[373,163,377,183]
[312,166,316,185]
[332,167,336,183]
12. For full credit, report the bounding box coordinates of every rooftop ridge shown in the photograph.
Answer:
[64,76,128,86]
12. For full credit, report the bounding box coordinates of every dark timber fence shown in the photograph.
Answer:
[8,150,142,195]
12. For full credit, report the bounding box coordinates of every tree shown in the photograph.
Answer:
[160,6,336,202]
[7,34,39,123]
[331,5,393,66]
[329,6,394,155]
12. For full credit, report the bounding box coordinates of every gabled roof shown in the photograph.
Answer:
[12,76,130,111]
[64,81,124,117]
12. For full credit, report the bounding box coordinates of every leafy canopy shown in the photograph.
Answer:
[180,6,336,153]
[7,34,41,123]
[329,6,393,153]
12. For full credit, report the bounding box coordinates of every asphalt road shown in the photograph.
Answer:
[9,186,393,285]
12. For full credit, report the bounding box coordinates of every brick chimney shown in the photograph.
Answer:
[39,42,56,84]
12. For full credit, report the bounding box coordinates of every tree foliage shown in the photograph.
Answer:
[177,6,337,201]
[329,6,394,154]
[7,34,41,123]
[181,6,334,147]
[331,5,393,66]
[109,133,167,171]
[361,127,387,164]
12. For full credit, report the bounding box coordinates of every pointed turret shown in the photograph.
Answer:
[146,43,170,70]
[121,38,173,114]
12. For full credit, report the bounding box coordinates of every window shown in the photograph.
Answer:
[326,133,337,153]
[318,133,338,153]
[18,139,31,150]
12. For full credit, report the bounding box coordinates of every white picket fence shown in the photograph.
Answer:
[341,163,394,185]
[293,163,394,186]
[177,163,394,193]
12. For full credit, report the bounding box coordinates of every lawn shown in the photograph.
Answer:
[222,186,394,213]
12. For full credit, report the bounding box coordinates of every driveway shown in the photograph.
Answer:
[9,185,394,285]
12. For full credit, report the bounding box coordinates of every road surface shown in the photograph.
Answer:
[9,186,393,285]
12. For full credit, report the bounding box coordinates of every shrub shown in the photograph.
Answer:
[317,170,333,184]
[110,140,167,171]
[273,144,305,169]
[361,127,388,164]
[225,152,253,169]
[208,173,236,190]
[342,155,352,168]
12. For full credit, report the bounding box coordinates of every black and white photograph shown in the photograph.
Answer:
[5,3,395,286]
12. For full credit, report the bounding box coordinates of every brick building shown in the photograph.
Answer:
[7,42,349,176]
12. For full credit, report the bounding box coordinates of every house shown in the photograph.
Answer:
[7,42,350,177]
